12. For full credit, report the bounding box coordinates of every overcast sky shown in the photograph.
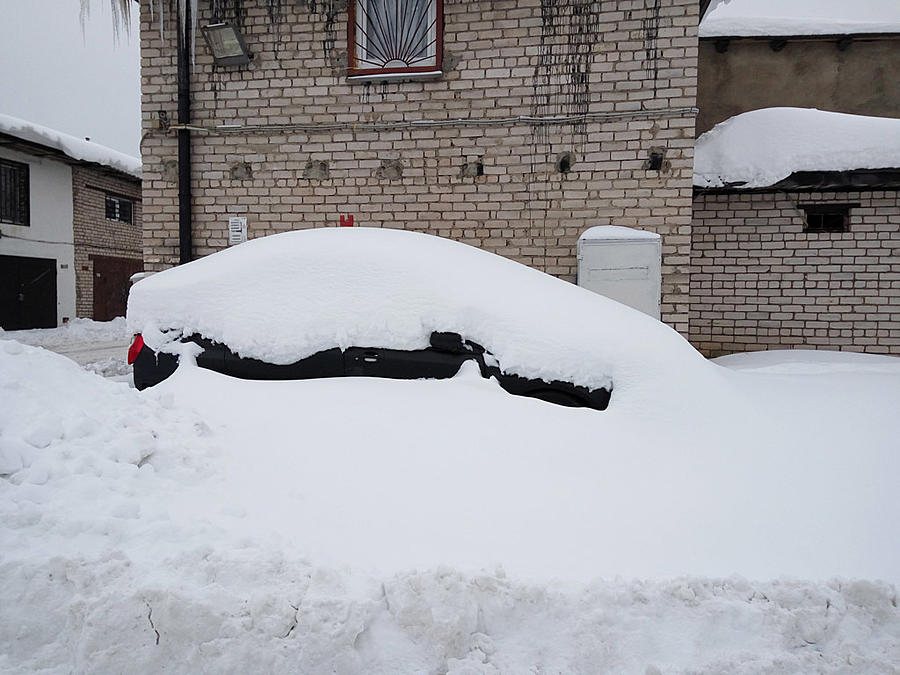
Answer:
[0,0,141,157]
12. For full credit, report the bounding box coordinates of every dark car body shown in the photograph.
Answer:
[131,331,611,411]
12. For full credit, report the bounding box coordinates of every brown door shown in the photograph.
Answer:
[92,255,142,321]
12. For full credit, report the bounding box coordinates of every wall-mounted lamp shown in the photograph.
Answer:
[201,23,252,66]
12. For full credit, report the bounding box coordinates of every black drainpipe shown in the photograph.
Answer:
[176,1,193,265]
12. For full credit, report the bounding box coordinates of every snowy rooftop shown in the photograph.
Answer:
[693,108,900,190]
[0,112,141,179]
[700,0,900,38]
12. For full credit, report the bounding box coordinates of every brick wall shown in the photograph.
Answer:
[72,166,143,317]
[140,0,699,333]
[691,190,900,356]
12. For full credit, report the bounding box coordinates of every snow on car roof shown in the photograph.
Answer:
[693,108,900,189]
[0,112,141,178]
[700,0,900,37]
[127,227,704,392]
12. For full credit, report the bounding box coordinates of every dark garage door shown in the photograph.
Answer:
[92,255,143,321]
[0,254,57,330]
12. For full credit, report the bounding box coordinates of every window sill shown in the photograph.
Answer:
[347,70,443,83]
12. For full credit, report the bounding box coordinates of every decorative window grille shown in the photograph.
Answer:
[105,194,134,224]
[802,203,856,233]
[349,0,442,77]
[0,159,29,226]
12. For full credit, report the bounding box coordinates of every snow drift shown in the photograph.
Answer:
[693,108,900,189]
[2,340,900,673]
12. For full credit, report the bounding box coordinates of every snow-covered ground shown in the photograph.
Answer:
[2,230,899,672]
[1,341,899,673]
[714,349,900,375]
[1,317,131,379]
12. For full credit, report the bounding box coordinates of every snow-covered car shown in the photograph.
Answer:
[129,329,612,410]
[126,227,691,408]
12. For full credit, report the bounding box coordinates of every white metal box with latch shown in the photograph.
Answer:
[576,226,662,319]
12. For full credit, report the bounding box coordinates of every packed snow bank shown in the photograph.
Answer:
[2,340,900,673]
[715,349,900,375]
[128,227,706,393]
[694,108,900,189]
[0,112,141,178]
[700,0,900,37]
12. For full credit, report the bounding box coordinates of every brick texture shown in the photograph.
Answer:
[72,166,143,317]
[140,0,699,333]
[691,191,900,356]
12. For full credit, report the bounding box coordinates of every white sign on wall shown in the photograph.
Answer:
[228,216,247,245]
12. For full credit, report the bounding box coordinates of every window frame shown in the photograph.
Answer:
[347,0,443,79]
[105,193,134,225]
[801,203,857,234]
[0,158,30,227]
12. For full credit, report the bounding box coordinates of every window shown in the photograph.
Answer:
[105,194,134,224]
[802,203,856,233]
[0,158,29,226]
[348,0,442,78]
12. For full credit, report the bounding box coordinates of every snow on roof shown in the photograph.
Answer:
[693,108,900,190]
[0,112,141,178]
[700,0,900,37]
[579,226,661,242]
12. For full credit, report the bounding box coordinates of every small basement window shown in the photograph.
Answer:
[802,203,856,233]
[105,194,134,224]
[0,158,29,226]
[348,0,442,79]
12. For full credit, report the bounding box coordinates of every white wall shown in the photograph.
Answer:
[0,147,75,325]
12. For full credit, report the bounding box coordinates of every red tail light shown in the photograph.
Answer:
[127,334,144,365]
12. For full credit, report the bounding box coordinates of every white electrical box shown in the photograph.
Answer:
[577,226,662,319]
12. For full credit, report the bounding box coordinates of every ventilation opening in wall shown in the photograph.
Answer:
[556,151,575,174]
[802,203,857,233]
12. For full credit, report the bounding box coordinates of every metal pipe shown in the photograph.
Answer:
[176,0,193,265]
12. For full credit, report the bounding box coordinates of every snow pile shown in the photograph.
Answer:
[694,108,900,189]
[3,317,132,378]
[2,340,899,673]
[700,0,900,37]
[1,316,129,350]
[0,112,141,178]
[128,227,705,393]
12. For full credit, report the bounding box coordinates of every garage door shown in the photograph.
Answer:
[0,254,57,329]
[91,255,143,321]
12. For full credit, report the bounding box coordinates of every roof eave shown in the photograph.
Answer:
[694,169,900,195]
